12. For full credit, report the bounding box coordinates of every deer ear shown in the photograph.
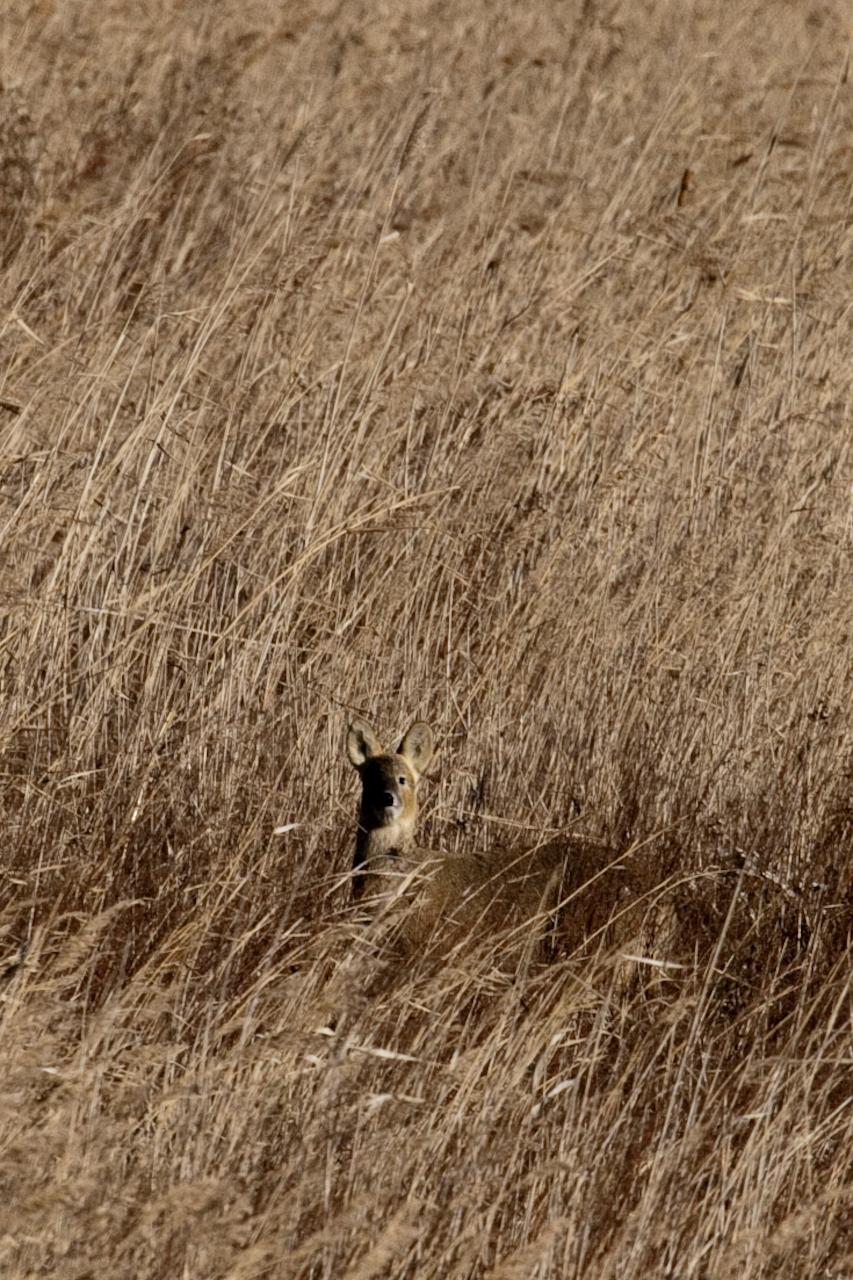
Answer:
[399,721,434,775]
[347,718,383,767]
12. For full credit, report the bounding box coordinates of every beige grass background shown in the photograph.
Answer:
[1,1,852,1276]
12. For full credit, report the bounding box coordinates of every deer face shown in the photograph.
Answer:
[356,750,419,827]
[346,717,434,834]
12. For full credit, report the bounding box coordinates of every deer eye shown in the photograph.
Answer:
[398,776,407,786]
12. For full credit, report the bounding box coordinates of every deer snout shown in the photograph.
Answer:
[378,789,405,822]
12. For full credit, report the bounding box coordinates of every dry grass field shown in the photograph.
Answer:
[1,1,852,1275]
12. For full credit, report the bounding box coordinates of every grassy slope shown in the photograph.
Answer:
[0,1,851,1275]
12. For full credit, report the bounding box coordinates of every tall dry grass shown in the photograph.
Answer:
[0,1,851,1275]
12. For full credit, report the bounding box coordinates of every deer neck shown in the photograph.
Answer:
[356,813,416,868]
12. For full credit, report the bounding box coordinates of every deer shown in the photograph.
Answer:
[345,716,674,971]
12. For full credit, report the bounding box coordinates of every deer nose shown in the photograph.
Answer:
[381,791,396,809]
